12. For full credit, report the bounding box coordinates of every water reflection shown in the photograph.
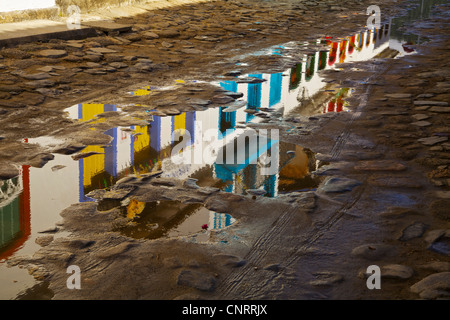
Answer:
[1,0,443,299]
[0,14,419,261]
[63,102,320,200]
[119,200,236,241]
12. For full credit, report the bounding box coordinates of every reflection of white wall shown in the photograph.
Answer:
[0,0,55,12]
[116,128,133,172]
[389,38,415,57]
[29,154,78,230]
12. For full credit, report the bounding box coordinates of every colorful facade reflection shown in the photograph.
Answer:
[0,17,413,260]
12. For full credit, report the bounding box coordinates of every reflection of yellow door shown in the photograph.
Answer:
[173,113,186,136]
[79,104,107,188]
[80,104,106,125]
[133,126,150,153]
[82,146,105,187]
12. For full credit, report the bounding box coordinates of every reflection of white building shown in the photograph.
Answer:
[0,0,55,12]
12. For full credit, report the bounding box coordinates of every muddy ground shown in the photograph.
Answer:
[1,0,450,300]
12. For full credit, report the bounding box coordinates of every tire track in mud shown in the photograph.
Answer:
[216,64,386,299]
[217,184,367,299]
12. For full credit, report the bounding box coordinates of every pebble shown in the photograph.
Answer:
[95,242,135,259]
[382,264,414,280]
[246,189,267,196]
[89,47,118,54]
[398,222,429,241]
[38,49,67,58]
[351,243,398,261]
[411,121,432,127]
[320,177,362,193]
[213,254,246,268]
[385,93,412,99]
[35,235,54,247]
[410,272,450,299]
[419,261,450,273]
[38,226,60,234]
[158,29,180,38]
[429,106,450,113]
[109,62,128,69]
[21,72,51,80]
[418,136,448,146]
[413,100,448,106]
[309,271,344,287]
[411,114,430,121]
[212,94,236,105]
[354,160,406,171]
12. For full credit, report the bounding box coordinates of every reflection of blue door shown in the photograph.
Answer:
[219,80,238,93]
[150,116,161,152]
[264,174,277,197]
[104,105,118,177]
[247,74,263,109]
[218,108,237,138]
[269,73,282,107]
[214,137,279,197]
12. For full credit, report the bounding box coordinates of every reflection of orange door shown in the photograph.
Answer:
[339,40,347,63]
[0,165,31,261]
[328,42,338,66]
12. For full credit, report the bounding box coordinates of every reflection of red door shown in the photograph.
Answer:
[327,101,335,113]
[0,166,31,261]
[348,35,356,54]
[336,99,343,112]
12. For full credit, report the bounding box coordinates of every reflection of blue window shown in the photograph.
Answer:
[78,160,86,202]
[269,73,282,107]
[264,174,277,197]
[218,108,236,138]
[130,126,135,166]
[77,104,83,119]
[247,74,263,122]
[150,116,161,152]
[103,104,118,177]
[272,46,284,56]
[219,80,238,93]
[212,212,233,229]
[104,128,117,177]
[247,74,263,109]
[185,112,195,146]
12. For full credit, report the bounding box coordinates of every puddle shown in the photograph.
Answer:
[0,0,445,300]
[116,199,236,242]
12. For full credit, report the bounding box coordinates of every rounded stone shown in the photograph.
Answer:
[38,49,68,58]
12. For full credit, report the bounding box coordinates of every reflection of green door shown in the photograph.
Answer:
[0,197,21,250]
[318,51,327,71]
[289,64,302,90]
[305,54,315,81]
